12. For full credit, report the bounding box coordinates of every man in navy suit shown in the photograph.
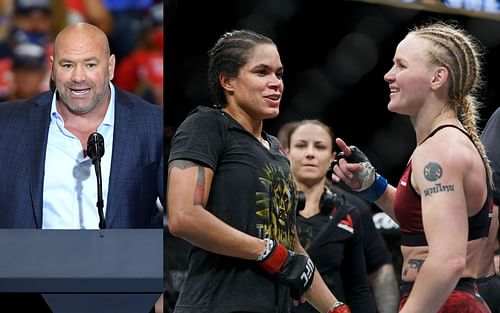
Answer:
[0,22,163,312]
[0,22,163,229]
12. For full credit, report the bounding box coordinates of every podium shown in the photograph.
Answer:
[0,229,163,313]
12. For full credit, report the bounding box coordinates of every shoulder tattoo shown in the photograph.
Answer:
[422,161,455,197]
[423,162,442,182]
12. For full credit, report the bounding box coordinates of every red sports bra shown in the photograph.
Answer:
[393,124,492,246]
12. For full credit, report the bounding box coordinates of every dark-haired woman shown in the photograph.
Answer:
[168,30,349,313]
[287,120,376,313]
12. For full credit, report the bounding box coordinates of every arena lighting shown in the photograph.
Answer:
[349,0,500,21]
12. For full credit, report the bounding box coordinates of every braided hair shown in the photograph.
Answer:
[410,21,493,187]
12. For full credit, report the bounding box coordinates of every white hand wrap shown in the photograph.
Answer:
[354,161,376,191]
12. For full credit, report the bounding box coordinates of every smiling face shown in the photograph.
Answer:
[224,43,283,120]
[51,23,115,115]
[383,34,436,116]
[288,123,334,186]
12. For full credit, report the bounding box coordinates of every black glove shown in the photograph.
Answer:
[335,145,388,202]
[335,145,376,191]
[336,145,370,163]
[258,239,315,300]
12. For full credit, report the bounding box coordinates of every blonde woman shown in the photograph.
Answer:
[332,21,493,313]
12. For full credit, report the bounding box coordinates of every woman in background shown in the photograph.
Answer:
[287,120,377,313]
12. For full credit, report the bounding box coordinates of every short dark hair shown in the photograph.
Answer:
[207,29,275,108]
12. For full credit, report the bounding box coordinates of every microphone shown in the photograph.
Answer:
[87,132,104,162]
[87,132,106,229]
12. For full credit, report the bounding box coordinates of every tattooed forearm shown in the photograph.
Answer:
[402,259,425,276]
[193,166,205,205]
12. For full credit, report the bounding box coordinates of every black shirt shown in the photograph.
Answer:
[169,106,299,313]
[331,185,393,273]
[293,194,376,313]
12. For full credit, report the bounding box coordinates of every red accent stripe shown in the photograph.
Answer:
[329,304,351,313]
[259,243,288,274]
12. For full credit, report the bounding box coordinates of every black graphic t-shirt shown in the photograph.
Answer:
[169,106,298,313]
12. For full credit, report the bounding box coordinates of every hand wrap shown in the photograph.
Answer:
[336,145,388,202]
[258,239,315,300]
[327,301,351,313]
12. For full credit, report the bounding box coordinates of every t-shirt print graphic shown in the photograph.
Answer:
[255,164,298,249]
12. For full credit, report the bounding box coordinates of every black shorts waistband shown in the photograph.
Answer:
[400,277,477,297]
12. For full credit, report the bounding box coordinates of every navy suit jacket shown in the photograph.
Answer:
[0,88,164,228]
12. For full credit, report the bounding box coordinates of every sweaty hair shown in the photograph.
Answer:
[207,29,275,108]
[410,21,493,187]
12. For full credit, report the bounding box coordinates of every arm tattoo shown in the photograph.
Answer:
[402,259,425,276]
[168,160,206,205]
[422,162,455,197]
[168,159,200,170]
[168,160,197,189]
[193,166,205,205]
[423,162,442,181]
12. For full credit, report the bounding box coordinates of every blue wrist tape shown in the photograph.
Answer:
[358,174,388,203]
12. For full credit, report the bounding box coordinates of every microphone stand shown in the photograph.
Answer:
[94,157,106,229]
[87,132,106,229]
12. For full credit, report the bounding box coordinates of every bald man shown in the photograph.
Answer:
[0,22,163,309]
[51,23,116,148]
[0,22,163,229]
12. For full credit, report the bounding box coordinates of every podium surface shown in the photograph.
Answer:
[0,229,163,313]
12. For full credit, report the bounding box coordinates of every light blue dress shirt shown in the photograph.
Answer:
[42,83,115,229]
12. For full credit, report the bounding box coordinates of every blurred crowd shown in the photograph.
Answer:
[0,0,163,105]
